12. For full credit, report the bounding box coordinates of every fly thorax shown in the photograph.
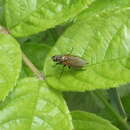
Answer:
[61,56,66,61]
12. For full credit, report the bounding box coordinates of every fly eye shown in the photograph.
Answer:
[52,56,57,61]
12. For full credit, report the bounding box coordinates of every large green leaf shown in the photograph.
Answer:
[44,2,130,91]
[71,111,119,130]
[0,78,73,130]
[5,0,94,37]
[0,33,21,100]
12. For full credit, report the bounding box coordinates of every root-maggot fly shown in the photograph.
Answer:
[52,54,86,69]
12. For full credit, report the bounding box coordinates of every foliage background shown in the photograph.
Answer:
[0,0,130,130]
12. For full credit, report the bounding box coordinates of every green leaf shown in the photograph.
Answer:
[0,78,73,130]
[44,2,130,91]
[5,0,94,37]
[71,111,119,130]
[0,33,21,100]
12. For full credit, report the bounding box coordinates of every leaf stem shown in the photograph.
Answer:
[0,26,9,34]
[93,91,130,130]
[22,52,44,80]
[108,88,127,120]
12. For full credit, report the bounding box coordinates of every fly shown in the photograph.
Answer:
[52,54,86,69]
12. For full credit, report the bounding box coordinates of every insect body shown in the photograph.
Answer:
[52,54,86,68]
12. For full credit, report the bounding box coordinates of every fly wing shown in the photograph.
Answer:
[66,56,86,68]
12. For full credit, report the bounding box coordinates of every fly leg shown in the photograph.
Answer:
[59,65,66,79]
[52,62,61,67]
